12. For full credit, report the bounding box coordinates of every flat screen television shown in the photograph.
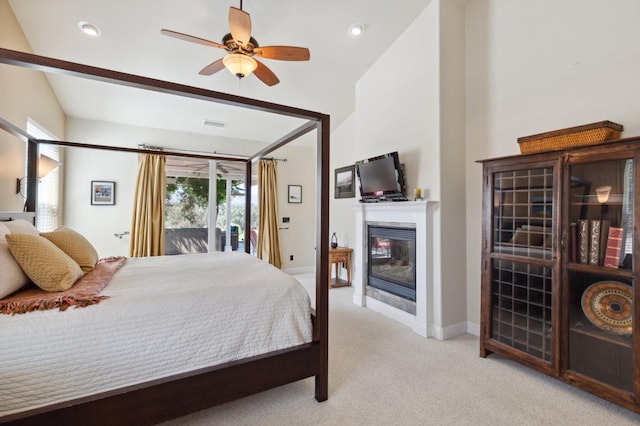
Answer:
[356,151,407,202]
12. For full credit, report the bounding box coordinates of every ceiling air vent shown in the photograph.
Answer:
[202,119,227,128]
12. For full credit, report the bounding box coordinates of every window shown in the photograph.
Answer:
[27,119,60,232]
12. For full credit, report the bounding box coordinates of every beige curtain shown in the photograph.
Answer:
[130,153,166,257]
[257,159,283,268]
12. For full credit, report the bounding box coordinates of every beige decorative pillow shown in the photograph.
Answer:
[41,227,99,273]
[0,224,30,298]
[5,219,39,235]
[5,233,83,292]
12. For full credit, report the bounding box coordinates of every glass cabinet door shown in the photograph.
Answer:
[566,158,634,392]
[490,167,554,362]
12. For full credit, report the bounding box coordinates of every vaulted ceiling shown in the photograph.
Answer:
[9,0,432,145]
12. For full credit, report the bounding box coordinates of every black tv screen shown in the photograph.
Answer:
[356,151,406,201]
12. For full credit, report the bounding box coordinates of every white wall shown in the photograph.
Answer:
[438,0,467,331]
[0,0,65,213]
[329,112,357,254]
[272,140,318,271]
[356,5,441,197]
[64,119,147,256]
[465,0,640,327]
[350,0,470,335]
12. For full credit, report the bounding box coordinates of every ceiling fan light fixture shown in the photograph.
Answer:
[223,53,257,78]
[78,21,101,37]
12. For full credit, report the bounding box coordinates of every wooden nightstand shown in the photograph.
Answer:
[329,247,352,288]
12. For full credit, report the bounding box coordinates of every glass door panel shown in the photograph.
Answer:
[491,259,552,361]
[493,168,553,260]
[567,159,634,392]
[490,166,554,362]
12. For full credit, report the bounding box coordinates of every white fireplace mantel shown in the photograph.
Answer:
[351,200,437,338]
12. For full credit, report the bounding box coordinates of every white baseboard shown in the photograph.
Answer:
[363,297,477,341]
[436,321,469,340]
[466,321,480,336]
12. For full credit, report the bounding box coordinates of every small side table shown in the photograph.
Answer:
[329,247,352,288]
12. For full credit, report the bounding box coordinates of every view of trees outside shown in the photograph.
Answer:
[165,176,258,242]
[165,177,209,227]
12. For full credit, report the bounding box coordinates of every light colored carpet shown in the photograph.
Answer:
[162,285,640,425]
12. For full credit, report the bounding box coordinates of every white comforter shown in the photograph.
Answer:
[0,251,312,416]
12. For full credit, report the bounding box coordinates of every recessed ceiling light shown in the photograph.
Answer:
[78,21,101,37]
[349,24,364,36]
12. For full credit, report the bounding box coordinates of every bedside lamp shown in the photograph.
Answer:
[16,154,60,197]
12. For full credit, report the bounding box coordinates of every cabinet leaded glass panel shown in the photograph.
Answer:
[491,167,554,362]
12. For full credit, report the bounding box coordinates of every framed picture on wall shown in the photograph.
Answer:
[288,185,302,203]
[334,165,355,198]
[91,181,115,205]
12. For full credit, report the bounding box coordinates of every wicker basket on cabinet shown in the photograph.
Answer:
[517,121,623,154]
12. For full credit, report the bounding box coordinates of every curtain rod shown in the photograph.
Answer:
[37,139,246,162]
[138,144,286,162]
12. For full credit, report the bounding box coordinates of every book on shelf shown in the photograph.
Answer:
[588,220,601,265]
[569,222,577,263]
[604,226,624,269]
[598,220,610,266]
[577,220,589,264]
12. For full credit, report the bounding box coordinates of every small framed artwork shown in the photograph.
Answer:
[91,181,116,205]
[288,185,302,203]
[335,165,355,199]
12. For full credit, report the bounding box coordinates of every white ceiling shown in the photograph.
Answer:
[9,0,432,146]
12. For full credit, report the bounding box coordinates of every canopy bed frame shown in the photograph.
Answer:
[0,47,329,425]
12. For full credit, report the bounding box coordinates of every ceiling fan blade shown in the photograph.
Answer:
[254,46,310,61]
[253,60,280,86]
[229,6,251,47]
[199,58,226,76]
[161,29,226,49]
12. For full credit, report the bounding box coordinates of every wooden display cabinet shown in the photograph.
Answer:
[479,138,640,412]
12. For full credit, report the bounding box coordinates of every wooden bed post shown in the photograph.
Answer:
[244,160,252,254]
[315,114,330,402]
[25,139,38,213]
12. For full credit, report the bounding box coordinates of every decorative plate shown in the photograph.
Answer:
[581,281,633,336]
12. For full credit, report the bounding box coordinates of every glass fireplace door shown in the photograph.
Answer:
[368,225,416,301]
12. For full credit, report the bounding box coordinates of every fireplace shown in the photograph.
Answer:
[352,201,433,337]
[367,225,416,301]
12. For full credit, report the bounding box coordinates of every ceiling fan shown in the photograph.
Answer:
[161,1,310,86]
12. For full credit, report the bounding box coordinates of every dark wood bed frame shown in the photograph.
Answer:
[0,47,329,426]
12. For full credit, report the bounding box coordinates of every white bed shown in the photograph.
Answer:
[0,48,329,424]
[0,251,312,417]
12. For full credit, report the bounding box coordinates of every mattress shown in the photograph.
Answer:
[0,251,312,417]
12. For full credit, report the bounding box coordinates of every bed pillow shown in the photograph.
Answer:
[0,223,30,298]
[5,233,83,292]
[4,219,39,235]
[41,227,99,273]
